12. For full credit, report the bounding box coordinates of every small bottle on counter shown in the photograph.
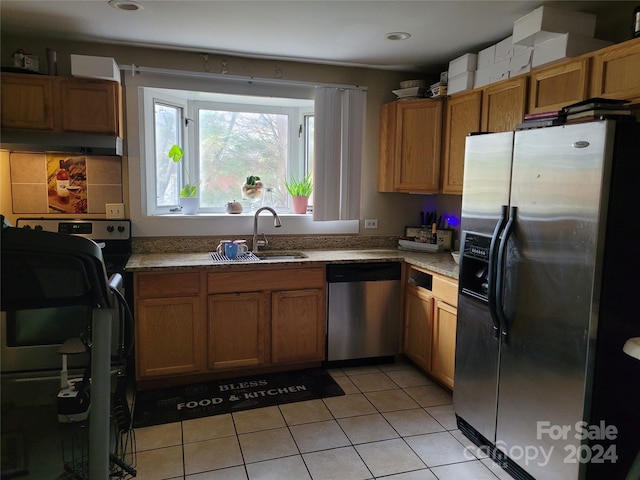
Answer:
[430,223,438,245]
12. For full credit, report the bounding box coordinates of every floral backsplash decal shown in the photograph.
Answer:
[10,153,122,215]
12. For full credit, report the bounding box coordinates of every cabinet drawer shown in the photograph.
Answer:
[432,275,458,307]
[208,267,324,294]
[136,272,201,298]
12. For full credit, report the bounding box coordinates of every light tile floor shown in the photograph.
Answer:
[133,361,510,480]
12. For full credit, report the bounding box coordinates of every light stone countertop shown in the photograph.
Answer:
[125,248,459,279]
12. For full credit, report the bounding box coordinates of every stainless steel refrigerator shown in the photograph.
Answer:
[454,119,640,480]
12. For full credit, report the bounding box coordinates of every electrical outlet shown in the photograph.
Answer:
[364,219,378,229]
[106,203,125,219]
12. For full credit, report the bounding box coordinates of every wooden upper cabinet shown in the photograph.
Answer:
[529,58,590,114]
[1,74,54,130]
[590,38,640,103]
[395,99,443,193]
[378,99,443,193]
[377,102,397,192]
[60,79,120,134]
[0,73,122,136]
[482,76,528,133]
[441,91,482,194]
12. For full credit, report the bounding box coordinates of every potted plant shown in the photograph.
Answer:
[168,144,198,214]
[241,175,264,210]
[284,172,313,214]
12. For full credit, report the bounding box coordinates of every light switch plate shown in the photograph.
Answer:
[106,203,125,219]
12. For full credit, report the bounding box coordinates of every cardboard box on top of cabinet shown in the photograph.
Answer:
[448,53,478,78]
[513,5,596,46]
[448,71,475,95]
[70,54,121,83]
[532,33,612,68]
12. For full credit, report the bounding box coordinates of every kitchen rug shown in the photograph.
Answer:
[132,368,344,428]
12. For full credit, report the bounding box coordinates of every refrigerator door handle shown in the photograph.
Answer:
[488,205,508,338]
[496,206,517,340]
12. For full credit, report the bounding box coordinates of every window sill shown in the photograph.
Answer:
[132,212,359,237]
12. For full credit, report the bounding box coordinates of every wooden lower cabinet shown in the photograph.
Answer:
[404,285,434,372]
[136,295,205,378]
[403,266,458,389]
[208,292,267,370]
[135,266,326,384]
[272,288,325,364]
[432,299,457,389]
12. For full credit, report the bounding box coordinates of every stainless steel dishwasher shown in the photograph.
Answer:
[326,262,401,364]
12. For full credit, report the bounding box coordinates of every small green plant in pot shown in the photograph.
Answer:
[168,145,197,198]
[284,172,313,214]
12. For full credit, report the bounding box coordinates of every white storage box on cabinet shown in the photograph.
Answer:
[509,48,534,77]
[532,33,613,68]
[477,44,496,68]
[71,55,121,83]
[495,36,515,62]
[448,71,475,95]
[448,53,478,78]
[513,5,596,46]
[474,59,510,88]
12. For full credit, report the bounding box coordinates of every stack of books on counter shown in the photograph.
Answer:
[561,97,633,123]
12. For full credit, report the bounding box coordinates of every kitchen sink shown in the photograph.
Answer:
[254,251,307,260]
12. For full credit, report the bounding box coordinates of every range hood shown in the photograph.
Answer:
[0,131,123,156]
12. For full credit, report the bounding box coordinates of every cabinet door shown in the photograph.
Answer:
[136,296,205,379]
[1,74,54,130]
[482,77,528,133]
[208,292,267,370]
[403,285,434,372]
[590,38,640,103]
[441,91,482,194]
[60,79,119,134]
[529,58,589,114]
[432,300,457,389]
[272,288,325,364]
[377,102,397,192]
[394,99,443,193]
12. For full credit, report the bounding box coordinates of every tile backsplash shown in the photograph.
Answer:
[9,153,122,214]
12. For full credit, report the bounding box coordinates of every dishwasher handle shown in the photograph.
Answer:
[326,262,401,283]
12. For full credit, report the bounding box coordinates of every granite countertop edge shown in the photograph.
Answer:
[126,248,459,280]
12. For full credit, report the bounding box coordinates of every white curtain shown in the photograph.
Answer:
[313,87,366,221]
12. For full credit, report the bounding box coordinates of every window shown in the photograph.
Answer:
[144,88,313,215]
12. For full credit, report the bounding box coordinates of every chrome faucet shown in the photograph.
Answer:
[252,206,282,252]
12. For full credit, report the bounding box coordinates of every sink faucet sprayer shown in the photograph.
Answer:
[252,207,282,252]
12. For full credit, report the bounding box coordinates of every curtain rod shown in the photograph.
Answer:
[119,64,367,92]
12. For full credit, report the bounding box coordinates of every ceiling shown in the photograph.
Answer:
[0,1,634,72]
